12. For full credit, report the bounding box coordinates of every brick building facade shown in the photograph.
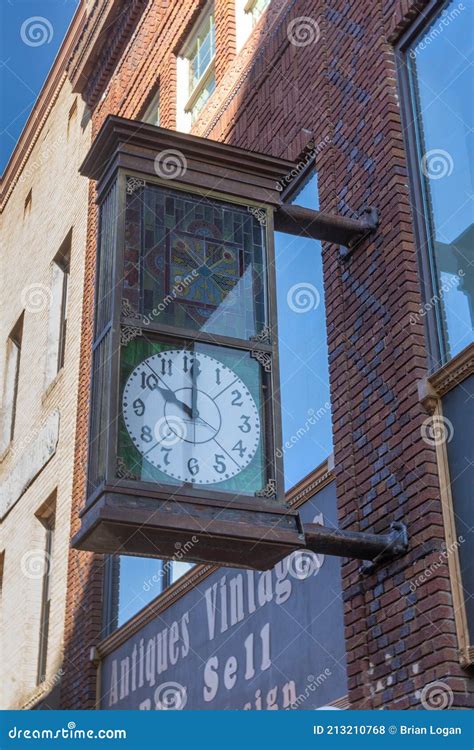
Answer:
[0,7,91,709]
[2,0,472,710]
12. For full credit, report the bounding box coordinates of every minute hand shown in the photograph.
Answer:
[157,386,194,419]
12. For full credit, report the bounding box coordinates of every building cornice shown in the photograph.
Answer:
[0,3,87,209]
[68,0,148,106]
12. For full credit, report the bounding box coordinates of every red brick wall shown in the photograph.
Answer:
[61,0,474,709]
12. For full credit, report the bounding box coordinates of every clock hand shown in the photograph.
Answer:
[195,414,218,432]
[156,386,194,419]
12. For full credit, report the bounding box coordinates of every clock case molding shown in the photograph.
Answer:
[73,116,407,572]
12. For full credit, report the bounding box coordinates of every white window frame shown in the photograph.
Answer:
[236,0,270,51]
[177,3,216,132]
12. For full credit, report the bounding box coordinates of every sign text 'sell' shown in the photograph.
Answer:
[72,116,305,569]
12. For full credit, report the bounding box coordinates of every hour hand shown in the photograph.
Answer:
[157,386,194,418]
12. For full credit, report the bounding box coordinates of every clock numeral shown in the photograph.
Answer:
[187,457,199,476]
[231,389,243,406]
[161,446,172,466]
[215,368,221,385]
[161,358,172,376]
[141,372,158,390]
[232,440,247,458]
[141,425,153,443]
[238,415,251,433]
[183,354,189,373]
[133,398,145,416]
[213,454,226,474]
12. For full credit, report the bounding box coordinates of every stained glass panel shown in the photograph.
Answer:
[123,183,267,339]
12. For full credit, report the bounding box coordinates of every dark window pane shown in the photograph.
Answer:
[275,172,332,489]
[407,1,474,361]
[115,556,164,628]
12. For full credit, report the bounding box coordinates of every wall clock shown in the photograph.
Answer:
[122,350,261,485]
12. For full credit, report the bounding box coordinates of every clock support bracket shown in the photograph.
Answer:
[301,520,408,574]
[274,204,379,260]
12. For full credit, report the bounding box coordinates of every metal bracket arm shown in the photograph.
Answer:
[274,203,379,249]
[303,521,408,566]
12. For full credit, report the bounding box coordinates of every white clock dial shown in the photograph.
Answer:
[122,350,261,485]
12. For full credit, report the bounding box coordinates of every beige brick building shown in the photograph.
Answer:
[0,6,90,709]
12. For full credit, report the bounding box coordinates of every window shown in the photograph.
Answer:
[177,4,215,131]
[24,189,32,216]
[245,0,270,26]
[0,314,24,452]
[141,87,160,126]
[275,169,333,489]
[36,496,56,685]
[45,234,71,387]
[400,0,473,367]
[236,0,270,50]
[67,99,78,136]
[106,555,194,632]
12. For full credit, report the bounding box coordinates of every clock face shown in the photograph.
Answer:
[122,350,261,485]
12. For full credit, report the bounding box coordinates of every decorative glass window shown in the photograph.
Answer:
[275,169,333,489]
[177,5,215,130]
[401,0,473,367]
[141,87,160,126]
[123,185,267,339]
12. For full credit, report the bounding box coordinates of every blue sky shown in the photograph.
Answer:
[0,0,79,174]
